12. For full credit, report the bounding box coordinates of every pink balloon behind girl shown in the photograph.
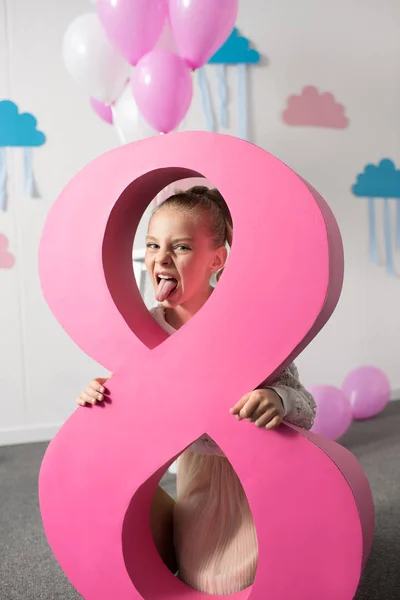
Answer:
[169,0,239,69]
[309,385,353,440]
[90,97,113,124]
[131,49,192,133]
[342,366,391,420]
[96,0,168,65]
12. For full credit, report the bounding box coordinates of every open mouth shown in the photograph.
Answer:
[156,276,179,302]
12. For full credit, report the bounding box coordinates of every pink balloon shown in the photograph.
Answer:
[131,49,192,133]
[342,366,391,420]
[309,386,352,441]
[90,97,113,124]
[169,0,239,69]
[97,0,168,66]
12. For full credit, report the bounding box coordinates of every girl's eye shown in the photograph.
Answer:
[176,245,191,251]
[146,243,159,249]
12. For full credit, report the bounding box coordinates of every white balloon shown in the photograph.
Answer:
[62,13,130,104]
[112,83,157,144]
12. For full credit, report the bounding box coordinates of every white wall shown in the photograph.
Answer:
[0,0,399,446]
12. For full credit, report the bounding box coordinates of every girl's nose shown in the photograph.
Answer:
[156,250,172,265]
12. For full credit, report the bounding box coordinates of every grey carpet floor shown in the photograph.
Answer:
[1,403,399,599]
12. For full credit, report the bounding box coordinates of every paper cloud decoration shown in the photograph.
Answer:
[0,100,45,211]
[352,159,400,199]
[283,86,349,129]
[199,29,260,140]
[0,100,46,147]
[352,159,400,277]
[0,233,15,269]
[208,28,260,64]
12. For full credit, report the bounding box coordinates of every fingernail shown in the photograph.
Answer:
[99,387,104,393]
[97,394,103,401]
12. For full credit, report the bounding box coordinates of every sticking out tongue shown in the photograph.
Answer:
[156,278,177,302]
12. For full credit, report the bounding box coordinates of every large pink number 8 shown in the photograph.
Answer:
[39,132,374,599]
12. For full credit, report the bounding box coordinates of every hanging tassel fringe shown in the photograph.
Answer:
[198,68,215,132]
[216,65,229,128]
[383,198,395,276]
[0,148,7,212]
[23,147,41,198]
[237,64,248,141]
[396,200,400,250]
[368,198,378,265]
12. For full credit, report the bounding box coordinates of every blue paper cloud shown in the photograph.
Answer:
[352,159,400,198]
[209,28,260,65]
[0,100,46,147]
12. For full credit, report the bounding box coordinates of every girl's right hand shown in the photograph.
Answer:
[76,374,112,406]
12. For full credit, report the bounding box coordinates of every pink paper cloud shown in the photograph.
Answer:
[282,86,349,129]
[0,233,15,269]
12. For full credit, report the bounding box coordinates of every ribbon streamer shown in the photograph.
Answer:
[23,147,40,198]
[383,198,395,276]
[368,198,378,265]
[0,148,7,211]
[216,64,229,128]
[237,63,248,141]
[198,68,215,132]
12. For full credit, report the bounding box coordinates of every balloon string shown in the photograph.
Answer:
[216,65,228,128]
[238,63,248,141]
[23,148,40,198]
[368,198,378,265]
[198,68,215,132]
[383,198,396,276]
[0,148,7,211]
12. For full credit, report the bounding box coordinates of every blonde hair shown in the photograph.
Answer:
[152,185,233,281]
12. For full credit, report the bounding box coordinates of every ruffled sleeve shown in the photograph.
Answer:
[258,363,316,430]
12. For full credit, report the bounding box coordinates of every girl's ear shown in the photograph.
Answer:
[211,246,228,273]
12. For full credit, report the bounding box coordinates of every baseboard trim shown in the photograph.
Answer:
[390,388,400,401]
[1,392,400,447]
[0,424,61,447]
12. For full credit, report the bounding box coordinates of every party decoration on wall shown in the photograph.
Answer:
[342,366,391,420]
[202,27,261,140]
[63,3,243,140]
[0,233,15,269]
[352,159,400,276]
[309,385,352,441]
[39,131,374,599]
[282,86,349,129]
[0,100,46,212]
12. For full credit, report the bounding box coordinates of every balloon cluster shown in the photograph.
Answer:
[63,0,238,134]
[309,366,391,441]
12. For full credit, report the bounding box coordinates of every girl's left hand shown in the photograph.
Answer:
[230,389,285,430]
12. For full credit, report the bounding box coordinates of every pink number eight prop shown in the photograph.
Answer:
[38,132,374,599]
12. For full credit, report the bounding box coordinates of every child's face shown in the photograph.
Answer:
[145,207,226,307]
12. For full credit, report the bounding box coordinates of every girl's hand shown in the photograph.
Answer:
[76,374,112,406]
[230,389,285,430]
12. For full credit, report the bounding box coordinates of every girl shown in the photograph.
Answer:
[76,186,316,595]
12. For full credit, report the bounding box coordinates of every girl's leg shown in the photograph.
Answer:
[150,486,178,574]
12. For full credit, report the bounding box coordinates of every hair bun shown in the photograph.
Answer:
[187,185,211,197]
